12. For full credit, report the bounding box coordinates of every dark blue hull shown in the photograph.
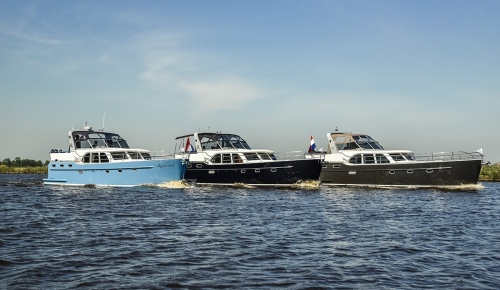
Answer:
[185,159,321,185]
[320,159,482,186]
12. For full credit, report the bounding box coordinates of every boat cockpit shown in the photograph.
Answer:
[70,130,130,150]
[330,133,384,152]
[198,133,251,150]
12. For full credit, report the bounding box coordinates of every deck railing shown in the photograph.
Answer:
[414,151,483,162]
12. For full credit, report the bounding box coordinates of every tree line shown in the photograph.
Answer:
[1,157,49,167]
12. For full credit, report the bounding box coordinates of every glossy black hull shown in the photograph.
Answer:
[184,159,322,185]
[320,159,482,187]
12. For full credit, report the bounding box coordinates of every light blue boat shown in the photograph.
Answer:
[43,123,187,187]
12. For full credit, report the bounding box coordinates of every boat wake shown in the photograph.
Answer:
[152,180,195,189]
[291,180,321,189]
[433,183,485,191]
[231,183,256,188]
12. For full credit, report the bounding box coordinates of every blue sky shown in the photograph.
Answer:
[1,0,499,163]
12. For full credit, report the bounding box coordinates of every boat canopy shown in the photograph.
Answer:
[328,133,384,153]
[69,130,130,150]
[176,133,252,152]
[200,133,250,150]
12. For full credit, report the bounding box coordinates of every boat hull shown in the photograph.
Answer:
[320,159,482,187]
[43,159,186,187]
[184,159,322,185]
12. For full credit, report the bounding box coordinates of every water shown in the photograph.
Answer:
[1,174,499,289]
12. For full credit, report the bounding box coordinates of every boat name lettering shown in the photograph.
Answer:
[157,163,174,168]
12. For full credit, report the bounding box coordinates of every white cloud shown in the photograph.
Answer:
[178,78,261,111]
[135,30,262,111]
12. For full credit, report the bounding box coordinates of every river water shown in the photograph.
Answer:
[1,174,499,289]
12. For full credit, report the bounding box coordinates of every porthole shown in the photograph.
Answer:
[196,164,203,168]
[426,169,433,173]
[68,164,73,167]
[389,170,395,174]
[322,165,328,168]
[255,169,260,173]
[52,164,56,167]
[407,170,413,174]
[241,169,246,173]
[333,165,341,168]
[118,169,122,173]
[106,170,109,173]
[59,164,64,167]
[270,168,277,173]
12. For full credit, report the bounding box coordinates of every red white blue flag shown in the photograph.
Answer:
[308,135,316,153]
[184,138,195,152]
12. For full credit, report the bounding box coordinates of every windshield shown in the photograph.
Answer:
[199,133,251,150]
[73,131,130,149]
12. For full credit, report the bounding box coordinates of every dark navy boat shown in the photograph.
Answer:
[174,132,321,186]
[312,131,483,187]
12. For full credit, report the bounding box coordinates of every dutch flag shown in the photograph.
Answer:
[308,135,316,153]
[184,138,195,153]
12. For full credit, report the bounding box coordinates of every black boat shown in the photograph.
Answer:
[174,132,322,186]
[314,131,483,187]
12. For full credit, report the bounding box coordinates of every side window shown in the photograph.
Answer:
[349,154,363,164]
[83,153,91,163]
[92,153,100,163]
[375,154,390,164]
[244,153,260,161]
[390,153,405,162]
[404,153,415,161]
[232,154,242,163]
[222,154,232,163]
[99,153,109,163]
[364,154,375,164]
[128,152,140,159]
[111,152,127,160]
[211,154,221,163]
[141,152,151,160]
[258,153,271,160]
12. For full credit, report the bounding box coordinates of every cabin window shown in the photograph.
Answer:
[404,153,415,161]
[268,154,277,160]
[375,154,390,164]
[92,153,100,163]
[244,153,260,161]
[232,154,243,163]
[211,154,221,163]
[87,152,109,163]
[258,153,272,160]
[348,154,363,164]
[128,152,140,159]
[83,153,91,163]
[390,153,406,162]
[364,154,375,164]
[111,152,127,160]
[222,154,232,163]
[141,152,152,160]
[100,153,109,163]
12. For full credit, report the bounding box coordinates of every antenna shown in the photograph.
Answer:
[102,112,106,130]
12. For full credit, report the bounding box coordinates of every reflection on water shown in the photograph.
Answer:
[0,174,499,289]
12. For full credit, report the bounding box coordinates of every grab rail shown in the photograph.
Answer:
[414,151,483,162]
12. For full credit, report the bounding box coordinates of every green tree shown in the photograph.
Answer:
[1,158,12,166]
